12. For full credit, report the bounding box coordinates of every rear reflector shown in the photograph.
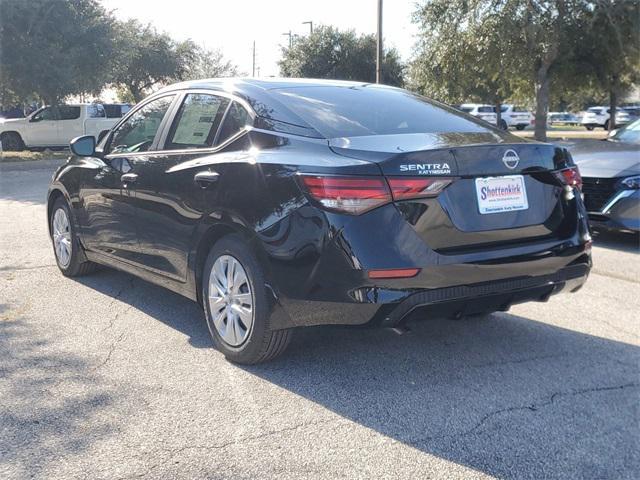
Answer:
[387,177,455,200]
[554,166,582,190]
[368,268,420,279]
[299,175,391,214]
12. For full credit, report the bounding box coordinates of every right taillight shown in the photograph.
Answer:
[554,166,582,190]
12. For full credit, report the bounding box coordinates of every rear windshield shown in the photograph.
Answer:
[268,86,490,138]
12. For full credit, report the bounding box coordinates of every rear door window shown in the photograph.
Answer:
[216,101,250,145]
[58,106,81,120]
[165,93,229,150]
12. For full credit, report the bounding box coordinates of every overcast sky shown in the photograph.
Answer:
[102,0,421,77]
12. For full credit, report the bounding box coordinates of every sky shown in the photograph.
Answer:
[102,0,421,78]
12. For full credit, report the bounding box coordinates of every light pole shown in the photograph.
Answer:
[282,30,293,49]
[252,40,256,77]
[303,21,313,34]
[376,0,383,83]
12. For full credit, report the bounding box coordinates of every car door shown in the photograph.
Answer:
[78,94,176,265]
[57,105,84,145]
[24,107,60,146]
[131,92,232,281]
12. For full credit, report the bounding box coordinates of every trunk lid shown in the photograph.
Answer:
[330,133,576,252]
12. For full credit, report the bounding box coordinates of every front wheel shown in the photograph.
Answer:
[202,234,292,364]
[499,120,508,130]
[585,125,594,131]
[515,124,526,131]
[50,197,97,276]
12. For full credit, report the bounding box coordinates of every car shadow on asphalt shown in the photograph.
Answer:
[0,303,121,478]
[592,228,640,253]
[71,269,640,479]
[243,312,639,479]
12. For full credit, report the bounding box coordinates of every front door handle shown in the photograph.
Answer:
[121,173,138,185]
[194,170,220,188]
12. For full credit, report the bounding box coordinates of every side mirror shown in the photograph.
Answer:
[29,116,41,123]
[70,135,96,157]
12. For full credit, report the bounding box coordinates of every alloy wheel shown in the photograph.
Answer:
[52,207,72,268]
[208,255,254,347]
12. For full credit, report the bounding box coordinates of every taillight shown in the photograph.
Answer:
[299,175,391,214]
[387,177,454,200]
[554,166,582,190]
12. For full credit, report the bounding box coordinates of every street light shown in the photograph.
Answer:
[303,21,313,34]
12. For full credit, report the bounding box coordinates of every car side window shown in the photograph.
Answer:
[165,94,229,150]
[88,104,106,118]
[108,95,175,154]
[216,102,250,146]
[58,106,81,120]
[32,107,57,121]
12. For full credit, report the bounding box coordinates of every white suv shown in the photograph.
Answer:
[581,106,631,130]
[458,104,497,125]
[499,104,533,130]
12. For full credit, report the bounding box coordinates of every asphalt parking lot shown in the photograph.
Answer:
[1,158,638,479]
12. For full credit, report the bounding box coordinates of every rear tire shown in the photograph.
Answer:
[202,234,292,364]
[499,120,508,130]
[603,120,610,130]
[49,197,97,277]
[1,132,25,151]
[515,125,526,131]
[585,125,594,131]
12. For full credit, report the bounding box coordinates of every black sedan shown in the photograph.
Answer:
[571,119,640,233]
[48,78,592,364]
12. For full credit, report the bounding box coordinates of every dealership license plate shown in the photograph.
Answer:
[475,175,529,214]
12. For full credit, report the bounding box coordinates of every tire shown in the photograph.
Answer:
[585,125,594,131]
[49,197,97,277]
[1,131,25,151]
[515,125,526,131]
[202,234,292,364]
[499,120,508,130]
[603,120,610,130]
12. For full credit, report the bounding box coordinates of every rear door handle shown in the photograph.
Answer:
[121,173,138,185]
[194,170,220,188]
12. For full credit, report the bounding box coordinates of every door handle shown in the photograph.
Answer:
[194,170,220,188]
[121,173,138,185]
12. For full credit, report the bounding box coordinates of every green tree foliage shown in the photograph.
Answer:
[0,0,115,104]
[278,25,404,86]
[183,46,240,80]
[109,20,199,103]
[579,0,640,130]
[411,1,604,141]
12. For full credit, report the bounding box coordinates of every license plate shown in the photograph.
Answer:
[475,175,529,214]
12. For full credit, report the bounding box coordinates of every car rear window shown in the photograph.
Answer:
[477,106,494,113]
[268,86,490,138]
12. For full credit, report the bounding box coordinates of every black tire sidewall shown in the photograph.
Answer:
[50,198,81,275]
[202,235,272,363]
[1,132,23,151]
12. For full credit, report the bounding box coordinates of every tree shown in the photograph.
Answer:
[183,46,240,80]
[411,1,592,141]
[0,0,115,105]
[278,25,404,86]
[410,1,524,128]
[580,1,640,131]
[110,20,198,102]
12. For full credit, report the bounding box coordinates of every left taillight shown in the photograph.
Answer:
[299,175,391,214]
[554,166,582,190]
[299,175,456,215]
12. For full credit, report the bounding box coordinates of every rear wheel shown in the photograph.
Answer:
[1,132,25,151]
[50,197,97,277]
[202,234,292,364]
[499,120,508,130]
[585,125,594,131]
[515,124,526,131]
[603,119,610,130]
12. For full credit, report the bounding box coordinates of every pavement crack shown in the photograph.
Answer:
[415,382,639,444]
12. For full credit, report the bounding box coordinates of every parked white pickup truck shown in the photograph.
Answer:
[0,103,131,151]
